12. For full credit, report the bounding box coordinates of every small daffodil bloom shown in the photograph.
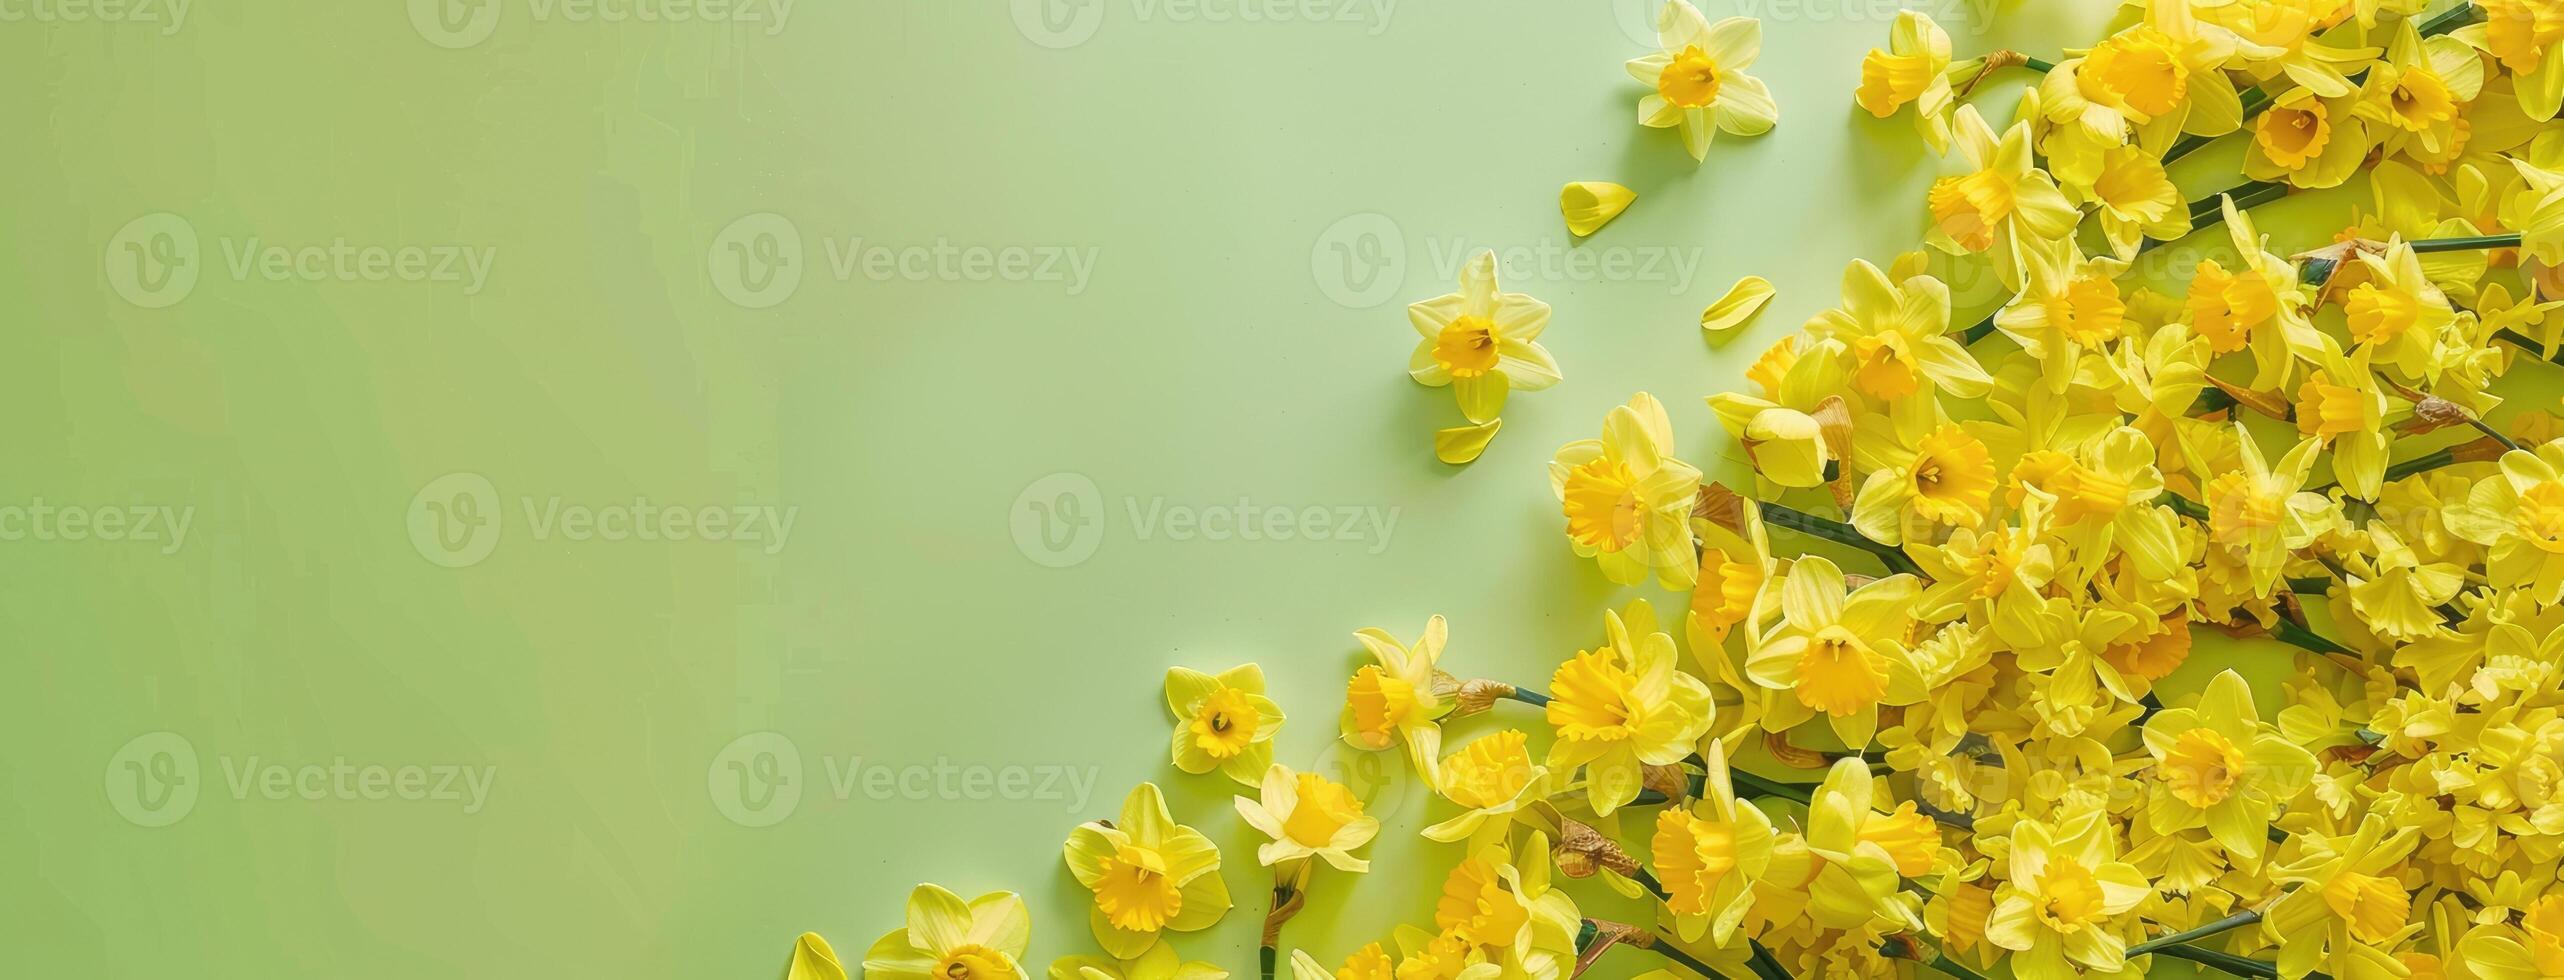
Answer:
[862,884,1033,980]
[1407,250,1559,424]
[1984,808,2148,977]
[1283,943,1402,980]
[1550,392,1705,589]
[1545,603,1714,815]
[1341,616,1453,784]
[1064,783,1231,958]
[1627,1,1778,161]
[1856,11,1955,153]
[1049,943,1228,980]
[1166,664,1285,786]
[1233,764,1379,872]
[2140,669,2316,860]
[1421,729,1550,847]
[1649,743,1778,945]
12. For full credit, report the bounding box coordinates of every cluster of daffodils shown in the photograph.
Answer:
[792,0,2564,978]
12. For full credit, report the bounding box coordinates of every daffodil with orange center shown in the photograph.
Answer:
[1686,494,1774,657]
[2185,196,2326,389]
[2139,669,2315,860]
[1926,105,2077,289]
[1800,757,1936,932]
[2079,144,2188,259]
[859,884,1032,980]
[1648,742,1777,946]
[2010,427,2182,583]
[1431,831,1579,979]
[1628,1,1778,161]
[1549,392,1703,589]
[2244,87,2371,189]
[1167,664,1285,786]
[1544,603,1713,815]
[2038,0,2238,164]
[2357,20,2484,161]
[1807,258,1990,403]
[2461,894,2564,980]
[1984,808,2148,977]
[2196,426,2326,596]
[1745,555,1921,749]
[1407,250,1559,425]
[2264,816,2424,980]
[1850,414,1998,544]
[2345,237,2459,382]
[1064,784,1231,958]
[1997,240,2129,391]
[1340,615,1452,784]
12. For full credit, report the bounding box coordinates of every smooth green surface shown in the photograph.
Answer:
[2,2,2356,978]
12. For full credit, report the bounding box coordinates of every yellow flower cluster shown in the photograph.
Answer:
[794,0,2564,978]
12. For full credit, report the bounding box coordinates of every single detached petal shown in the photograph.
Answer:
[1699,276,1776,337]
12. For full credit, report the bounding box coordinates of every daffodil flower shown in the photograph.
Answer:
[2343,237,2460,383]
[2014,426,2182,583]
[1420,729,1551,848]
[1050,942,1228,980]
[1984,808,2148,978]
[1166,665,1285,786]
[1856,11,1954,153]
[1341,616,1453,785]
[2140,669,2316,860]
[1064,783,1231,958]
[2293,352,2393,500]
[1549,392,1704,589]
[2078,144,2189,258]
[2480,0,2564,119]
[1925,104,2077,291]
[2185,196,2328,390]
[1801,757,1936,932]
[1997,241,2131,392]
[2460,895,2564,980]
[862,884,1033,980]
[2448,442,2564,604]
[1407,250,1559,424]
[2039,2,2242,156]
[2356,18,2484,163]
[1430,830,1581,979]
[1848,409,2000,544]
[1648,742,1778,946]
[1626,1,1777,161]
[2263,816,2424,980]
[2195,426,2328,596]
[1745,555,1922,749]
[1383,927,1497,980]
[1807,259,1990,404]
[1234,764,1379,872]
[1545,602,1713,815]
[1281,943,1401,980]
[1686,495,1776,656]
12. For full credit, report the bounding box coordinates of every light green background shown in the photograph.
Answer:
[4,0,2363,977]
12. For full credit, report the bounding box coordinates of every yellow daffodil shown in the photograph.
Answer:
[2449,442,2564,604]
[1166,665,1284,786]
[2141,669,2317,860]
[1407,250,1559,424]
[862,884,1033,980]
[1342,616,1452,784]
[1985,808,2148,978]
[1064,783,1230,958]
[2356,20,2484,161]
[2264,816,2424,980]
[1549,392,1703,589]
[1051,943,1227,980]
[1383,926,1496,980]
[2461,895,2564,980]
[1746,555,1921,748]
[1545,603,1713,815]
[1432,830,1580,978]
[1849,411,1999,544]
[1649,742,1778,945]
[1281,943,1400,980]
[1926,105,2078,290]
[2345,237,2460,383]
[1233,764,1379,872]
[2012,426,2183,582]
[1627,1,1778,161]
[2294,353,2393,500]
[1421,729,1550,846]
[2244,86,2371,189]
[1856,11,1954,153]
[1706,392,1832,488]
[2184,196,2328,390]
[1808,258,1990,403]
[2040,3,2242,151]
[2481,0,2564,119]
[2197,427,2326,596]
[1803,757,1937,931]
[2080,144,2189,259]
[1997,241,2131,391]
[1687,495,1775,655]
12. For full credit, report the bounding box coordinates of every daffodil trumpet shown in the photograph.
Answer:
[2159,0,2484,164]
[1754,499,1926,577]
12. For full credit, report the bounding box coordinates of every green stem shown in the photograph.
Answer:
[2411,232,2521,253]
[1502,687,1551,708]
[1745,941,1794,980]
[2271,619,2357,657]
[2495,327,2564,367]
[2163,492,2209,521]
[2144,943,2286,979]
[1757,501,1927,578]
[2023,56,2056,72]
[2128,908,2264,956]
[1928,955,1991,980]
[1723,766,1814,805]
[2161,1,2480,164]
